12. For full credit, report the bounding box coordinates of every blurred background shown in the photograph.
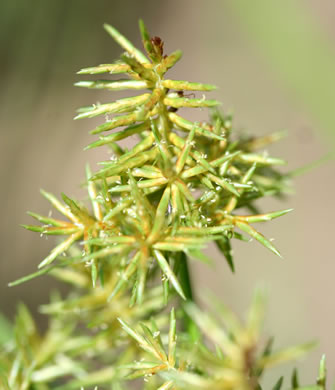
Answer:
[1,0,334,386]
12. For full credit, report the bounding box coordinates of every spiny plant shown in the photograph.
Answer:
[1,20,330,389]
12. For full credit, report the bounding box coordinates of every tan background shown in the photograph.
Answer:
[1,0,334,386]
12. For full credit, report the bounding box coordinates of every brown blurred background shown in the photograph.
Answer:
[1,0,334,386]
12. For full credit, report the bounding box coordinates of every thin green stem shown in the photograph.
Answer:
[179,252,201,342]
[179,252,193,301]
[158,101,170,141]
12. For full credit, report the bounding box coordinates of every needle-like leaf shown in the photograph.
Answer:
[74,93,150,120]
[168,112,225,141]
[154,250,186,300]
[104,24,150,64]
[77,62,130,75]
[38,231,83,268]
[164,97,220,108]
[162,79,217,91]
[91,113,139,134]
[109,251,142,300]
[148,186,171,243]
[235,220,282,258]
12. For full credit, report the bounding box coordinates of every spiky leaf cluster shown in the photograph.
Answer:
[14,20,291,303]
[2,20,330,390]
[120,293,321,390]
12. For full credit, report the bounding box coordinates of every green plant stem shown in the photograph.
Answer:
[179,253,193,301]
[179,253,201,342]
[158,99,200,339]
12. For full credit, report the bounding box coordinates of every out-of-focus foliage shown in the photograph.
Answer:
[1,19,332,390]
[0,314,12,345]
[0,288,326,389]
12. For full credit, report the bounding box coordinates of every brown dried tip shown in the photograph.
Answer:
[151,36,164,57]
